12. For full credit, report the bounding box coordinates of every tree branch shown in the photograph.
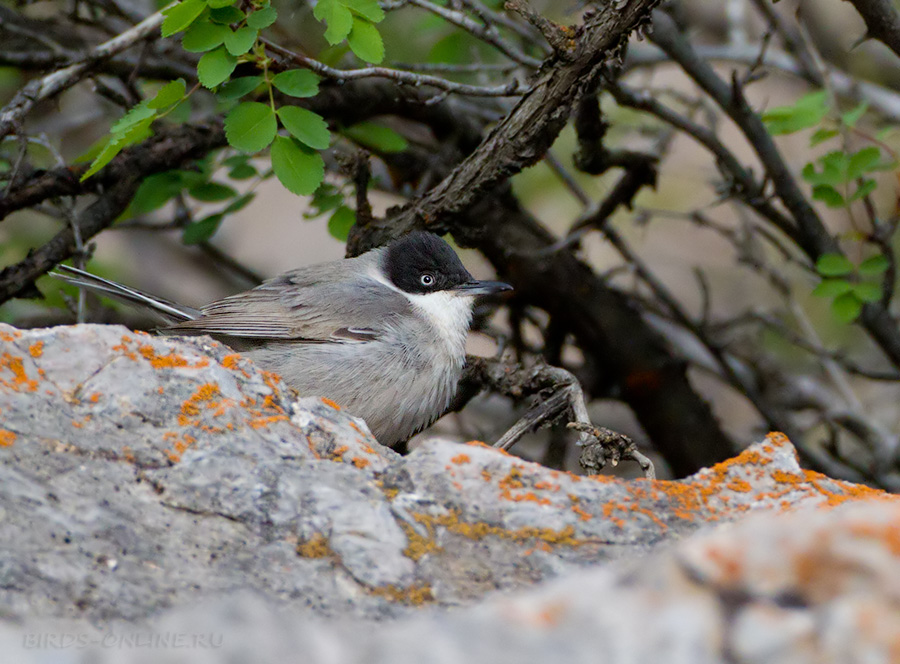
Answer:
[346,0,662,252]
[0,4,169,140]
[844,0,900,59]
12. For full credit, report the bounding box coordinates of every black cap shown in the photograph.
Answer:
[385,232,511,296]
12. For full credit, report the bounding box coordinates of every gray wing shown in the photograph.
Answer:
[166,257,410,343]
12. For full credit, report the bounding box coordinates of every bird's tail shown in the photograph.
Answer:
[51,265,200,324]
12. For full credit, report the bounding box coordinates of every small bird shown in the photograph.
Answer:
[53,232,511,448]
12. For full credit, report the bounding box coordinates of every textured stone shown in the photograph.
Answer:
[1,323,899,662]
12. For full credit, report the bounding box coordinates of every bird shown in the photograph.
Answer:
[53,232,512,448]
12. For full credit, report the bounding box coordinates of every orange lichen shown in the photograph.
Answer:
[451,453,470,465]
[248,415,289,429]
[351,456,371,469]
[704,544,746,585]
[571,505,593,521]
[499,489,552,505]
[222,354,242,369]
[409,509,584,549]
[321,397,341,410]
[602,502,627,529]
[0,353,39,392]
[365,583,434,606]
[498,466,525,491]
[0,429,16,447]
[725,477,752,493]
[140,345,194,369]
[848,521,900,556]
[399,521,443,561]
[259,371,285,411]
[296,533,331,558]
[28,341,43,358]
[328,445,349,461]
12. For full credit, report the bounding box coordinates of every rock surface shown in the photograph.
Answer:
[1,323,898,662]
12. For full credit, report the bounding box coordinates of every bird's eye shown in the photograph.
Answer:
[420,274,435,287]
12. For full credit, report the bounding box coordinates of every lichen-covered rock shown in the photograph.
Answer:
[1,323,898,662]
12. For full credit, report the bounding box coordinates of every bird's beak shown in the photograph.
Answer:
[452,280,513,296]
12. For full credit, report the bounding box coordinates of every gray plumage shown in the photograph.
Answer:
[53,233,511,447]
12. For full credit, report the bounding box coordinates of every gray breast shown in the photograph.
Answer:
[243,319,464,447]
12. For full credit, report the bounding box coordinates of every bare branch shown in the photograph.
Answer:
[844,0,900,59]
[0,4,169,140]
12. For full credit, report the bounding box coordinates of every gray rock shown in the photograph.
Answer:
[1,323,898,662]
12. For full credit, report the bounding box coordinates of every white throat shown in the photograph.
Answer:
[404,290,473,350]
[369,265,473,354]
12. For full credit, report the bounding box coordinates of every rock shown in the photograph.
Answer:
[1,323,898,662]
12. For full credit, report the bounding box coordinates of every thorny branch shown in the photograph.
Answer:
[456,356,655,478]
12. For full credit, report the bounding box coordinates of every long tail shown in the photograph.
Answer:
[51,265,200,324]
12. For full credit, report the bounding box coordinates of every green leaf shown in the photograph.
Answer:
[859,254,890,276]
[271,136,325,195]
[272,69,320,98]
[224,155,258,179]
[228,163,257,179]
[173,169,209,188]
[110,103,155,134]
[209,6,245,24]
[762,90,828,135]
[127,172,188,215]
[347,18,384,63]
[222,192,256,213]
[343,121,407,152]
[811,278,853,298]
[847,147,882,180]
[182,214,224,245]
[277,106,331,150]
[189,182,237,201]
[812,184,846,208]
[831,292,863,323]
[197,46,238,88]
[224,26,258,56]
[327,205,356,240]
[225,101,277,152]
[81,140,123,181]
[165,99,192,124]
[804,151,852,188]
[247,6,278,29]
[343,0,385,22]
[182,20,230,52]
[315,0,354,44]
[81,118,153,180]
[216,75,263,101]
[852,281,882,303]
[306,183,345,217]
[161,0,206,37]
[849,178,877,202]
[816,253,854,277]
[810,128,838,147]
[148,79,186,109]
[841,101,868,128]
[206,0,234,8]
